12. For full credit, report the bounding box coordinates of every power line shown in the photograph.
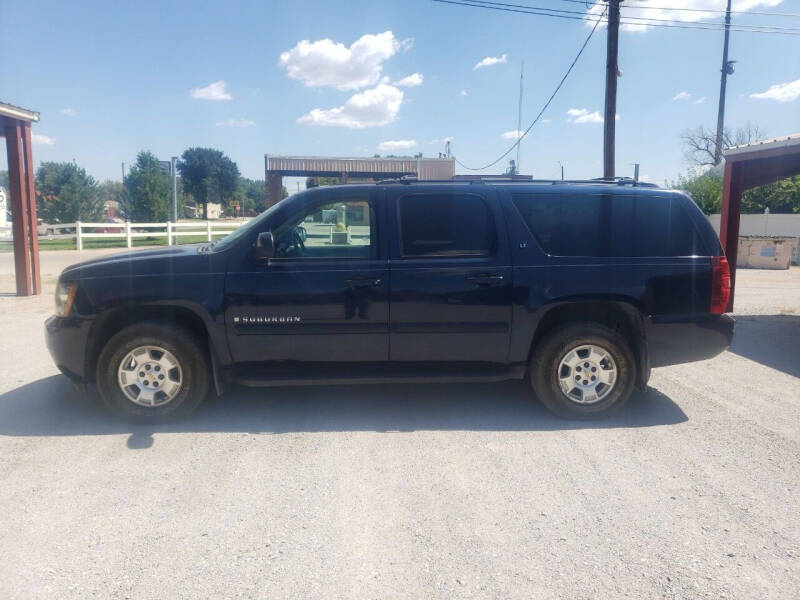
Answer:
[603,0,800,19]
[432,0,800,34]
[469,0,800,32]
[452,4,608,171]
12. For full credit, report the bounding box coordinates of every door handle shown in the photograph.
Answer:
[345,277,381,288]
[465,273,504,286]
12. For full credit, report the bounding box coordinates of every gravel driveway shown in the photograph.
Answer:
[0,257,798,599]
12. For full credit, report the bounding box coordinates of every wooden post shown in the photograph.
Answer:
[20,122,41,294]
[206,221,212,242]
[125,221,132,248]
[76,220,83,251]
[4,119,33,296]
[167,222,173,246]
[719,161,743,311]
[603,0,622,179]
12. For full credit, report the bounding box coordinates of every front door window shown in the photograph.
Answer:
[273,198,375,260]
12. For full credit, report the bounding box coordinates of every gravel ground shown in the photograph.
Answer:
[0,256,798,599]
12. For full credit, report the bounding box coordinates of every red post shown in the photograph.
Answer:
[4,119,33,296]
[719,161,743,312]
[21,121,41,295]
[266,171,283,208]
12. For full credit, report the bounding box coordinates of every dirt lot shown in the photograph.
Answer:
[0,252,798,599]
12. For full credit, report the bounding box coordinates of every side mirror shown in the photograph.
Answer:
[252,231,275,260]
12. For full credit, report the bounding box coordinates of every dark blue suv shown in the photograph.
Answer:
[45,180,734,420]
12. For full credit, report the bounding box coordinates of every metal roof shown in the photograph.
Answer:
[0,101,40,123]
[725,133,800,158]
[265,154,455,180]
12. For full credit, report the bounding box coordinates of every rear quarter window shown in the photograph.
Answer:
[512,192,709,257]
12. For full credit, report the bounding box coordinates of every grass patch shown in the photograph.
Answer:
[0,235,213,252]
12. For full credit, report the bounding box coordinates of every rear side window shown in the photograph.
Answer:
[512,192,707,257]
[399,193,496,257]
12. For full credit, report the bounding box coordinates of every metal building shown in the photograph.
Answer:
[264,155,456,207]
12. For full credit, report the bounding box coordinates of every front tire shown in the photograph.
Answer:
[96,322,210,420]
[530,323,635,419]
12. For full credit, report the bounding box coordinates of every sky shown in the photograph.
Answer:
[1,0,799,189]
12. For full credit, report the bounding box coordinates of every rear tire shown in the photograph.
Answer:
[530,322,635,419]
[96,322,210,421]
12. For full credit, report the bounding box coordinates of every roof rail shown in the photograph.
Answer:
[372,177,659,188]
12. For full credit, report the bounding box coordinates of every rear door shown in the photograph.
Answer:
[387,187,513,363]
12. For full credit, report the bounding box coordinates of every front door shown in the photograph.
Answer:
[224,188,389,363]
[387,188,513,363]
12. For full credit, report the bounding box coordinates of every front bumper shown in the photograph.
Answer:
[45,315,92,382]
[646,313,735,368]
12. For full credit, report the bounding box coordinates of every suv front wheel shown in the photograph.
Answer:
[96,322,210,420]
[530,323,635,419]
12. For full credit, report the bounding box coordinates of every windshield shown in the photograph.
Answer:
[210,198,287,251]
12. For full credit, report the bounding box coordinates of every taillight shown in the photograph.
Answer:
[710,256,731,314]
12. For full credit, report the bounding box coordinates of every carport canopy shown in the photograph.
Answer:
[1,101,41,296]
[720,134,800,311]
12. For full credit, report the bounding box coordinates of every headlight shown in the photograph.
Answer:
[55,282,77,316]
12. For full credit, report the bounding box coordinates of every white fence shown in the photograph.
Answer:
[55,220,249,250]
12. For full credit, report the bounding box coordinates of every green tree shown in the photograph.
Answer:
[673,170,723,214]
[0,170,8,190]
[742,176,800,214]
[35,161,102,223]
[125,151,171,221]
[177,148,239,219]
[674,170,800,215]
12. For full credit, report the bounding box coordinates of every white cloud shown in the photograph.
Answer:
[474,54,507,70]
[694,96,708,104]
[59,107,76,116]
[430,136,454,145]
[672,91,691,101]
[32,133,55,146]
[394,73,423,87]
[566,108,604,124]
[190,80,233,101]
[215,118,256,128]
[279,31,412,91]
[459,90,468,97]
[297,83,404,128]
[541,119,552,124]
[501,129,524,140]
[750,79,800,102]
[586,0,785,32]
[378,139,417,151]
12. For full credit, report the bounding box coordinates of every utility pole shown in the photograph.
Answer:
[714,0,734,165]
[516,60,524,172]
[171,156,178,222]
[603,0,622,180]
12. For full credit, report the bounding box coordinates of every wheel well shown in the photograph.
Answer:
[85,305,210,383]
[529,300,646,386]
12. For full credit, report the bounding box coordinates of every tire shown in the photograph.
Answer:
[96,322,210,421]
[530,322,635,419]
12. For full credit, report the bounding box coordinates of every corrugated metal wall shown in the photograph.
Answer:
[266,155,455,180]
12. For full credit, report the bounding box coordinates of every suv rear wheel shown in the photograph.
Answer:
[530,323,635,419]
[96,322,210,420]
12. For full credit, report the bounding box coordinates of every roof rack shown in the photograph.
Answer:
[374,176,659,188]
